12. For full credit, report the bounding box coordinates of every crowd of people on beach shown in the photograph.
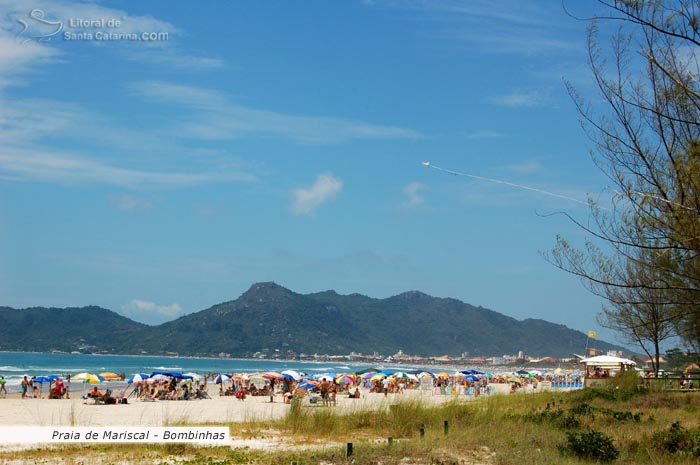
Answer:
[0,368,587,404]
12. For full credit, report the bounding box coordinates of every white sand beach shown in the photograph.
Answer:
[0,385,509,428]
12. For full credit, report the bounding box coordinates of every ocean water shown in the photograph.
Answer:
[0,351,416,389]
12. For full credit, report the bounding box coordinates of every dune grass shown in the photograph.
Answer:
[4,377,700,464]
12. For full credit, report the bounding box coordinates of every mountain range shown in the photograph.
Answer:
[0,282,627,358]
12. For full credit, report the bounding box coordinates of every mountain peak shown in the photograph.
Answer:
[244,282,289,294]
[395,290,432,300]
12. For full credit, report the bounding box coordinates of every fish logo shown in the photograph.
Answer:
[16,9,63,43]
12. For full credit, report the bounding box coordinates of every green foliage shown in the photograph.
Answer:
[653,421,700,455]
[522,400,641,432]
[564,430,620,462]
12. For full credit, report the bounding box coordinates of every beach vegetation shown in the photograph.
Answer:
[4,389,700,464]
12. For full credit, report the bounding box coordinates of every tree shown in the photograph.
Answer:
[549,0,700,357]
[597,248,679,373]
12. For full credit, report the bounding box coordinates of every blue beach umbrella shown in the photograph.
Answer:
[128,373,149,383]
[214,373,231,384]
[296,381,317,390]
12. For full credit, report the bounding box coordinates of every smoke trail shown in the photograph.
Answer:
[422,161,590,207]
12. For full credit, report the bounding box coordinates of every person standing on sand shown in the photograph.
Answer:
[20,376,28,399]
[0,376,7,398]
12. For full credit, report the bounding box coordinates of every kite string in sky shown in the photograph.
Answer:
[421,161,591,207]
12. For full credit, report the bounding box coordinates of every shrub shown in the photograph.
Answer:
[564,430,619,462]
[652,421,700,455]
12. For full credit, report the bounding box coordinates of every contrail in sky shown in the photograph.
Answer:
[421,161,590,207]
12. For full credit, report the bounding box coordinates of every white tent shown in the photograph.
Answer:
[580,355,636,367]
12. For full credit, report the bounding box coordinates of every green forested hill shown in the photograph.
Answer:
[0,305,147,353]
[0,283,627,358]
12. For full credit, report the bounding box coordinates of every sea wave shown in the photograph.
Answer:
[150,366,183,371]
[308,366,337,372]
[0,365,88,373]
[0,366,22,371]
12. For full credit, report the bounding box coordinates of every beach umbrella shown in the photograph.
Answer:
[151,374,170,382]
[465,374,480,382]
[391,372,410,379]
[335,375,354,385]
[516,369,529,375]
[361,372,377,379]
[462,369,485,375]
[74,373,104,384]
[34,376,56,397]
[234,373,250,381]
[214,374,231,384]
[370,373,387,382]
[354,367,380,375]
[281,370,301,381]
[183,372,201,381]
[418,372,435,379]
[263,371,284,380]
[436,372,451,378]
[249,375,269,386]
[99,372,122,381]
[128,373,149,383]
[316,375,335,383]
[296,381,317,390]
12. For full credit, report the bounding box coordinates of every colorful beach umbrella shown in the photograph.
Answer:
[335,375,354,385]
[99,372,122,381]
[249,375,269,385]
[73,373,104,384]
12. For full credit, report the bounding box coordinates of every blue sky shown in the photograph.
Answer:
[0,1,630,350]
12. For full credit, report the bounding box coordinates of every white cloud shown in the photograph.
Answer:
[130,80,422,144]
[290,173,343,215]
[121,299,184,324]
[505,160,544,175]
[462,130,506,139]
[403,182,426,207]
[125,50,224,70]
[488,90,548,107]
[0,147,255,188]
[110,194,153,211]
[0,0,221,83]
[369,0,577,55]
[0,32,62,88]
